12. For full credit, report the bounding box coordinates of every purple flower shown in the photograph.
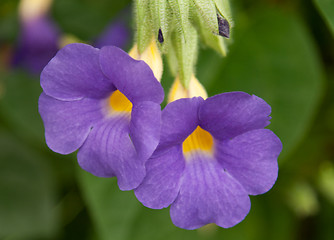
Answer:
[39,43,164,190]
[94,21,130,49]
[13,16,59,74]
[135,93,282,229]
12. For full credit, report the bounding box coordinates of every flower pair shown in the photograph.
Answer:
[39,43,282,229]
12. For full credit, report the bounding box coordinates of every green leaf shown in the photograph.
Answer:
[213,192,297,240]
[52,0,132,40]
[318,161,334,204]
[125,208,199,240]
[0,71,45,146]
[0,0,19,42]
[77,170,141,240]
[314,0,334,36]
[78,171,204,240]
[197,7,324,162]
[0,132,57,238]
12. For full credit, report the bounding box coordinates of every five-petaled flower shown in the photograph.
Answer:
[135,93,282,229]
[39,43,164,190]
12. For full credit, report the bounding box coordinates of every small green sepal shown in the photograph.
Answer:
[172,22,198,88]
[135,0,153,53]
[192,0,219,34]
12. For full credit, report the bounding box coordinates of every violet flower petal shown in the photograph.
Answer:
[170,156,251,229]
[77,117,146,191]
[199,92,271,140]
[217,129,282,195]
[38,92,103,154]
[99,46,164,104]
[41,43,114,101]
[135,146,185,209]
[158,97,203,149]
[130,101,161,160]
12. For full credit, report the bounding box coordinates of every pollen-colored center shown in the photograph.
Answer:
[182,126,214,158]
[108,90,132,113]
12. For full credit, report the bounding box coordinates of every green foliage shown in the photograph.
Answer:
[197,6,324,161]
[314,0,334,36]
[0,71,45,145]
[78,171,141,240]
[0,0,19,42]
[79,170,205,240]
[52,0,132,40]
[0,132,57,239]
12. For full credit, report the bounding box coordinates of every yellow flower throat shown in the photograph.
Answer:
[108,90,132,113]
[182,126,214,158]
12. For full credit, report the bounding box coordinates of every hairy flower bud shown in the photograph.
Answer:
[135,0,232,86]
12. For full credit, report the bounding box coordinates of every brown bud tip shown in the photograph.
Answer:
[217,14,230,38]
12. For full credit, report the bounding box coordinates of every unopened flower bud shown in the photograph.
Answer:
[168,75,208,102]
[129,39,163,82]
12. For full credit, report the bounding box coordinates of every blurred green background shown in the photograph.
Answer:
[1,0,334,239]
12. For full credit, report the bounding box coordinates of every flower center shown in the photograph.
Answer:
[182,126,214,159]
[108,90,133,113]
